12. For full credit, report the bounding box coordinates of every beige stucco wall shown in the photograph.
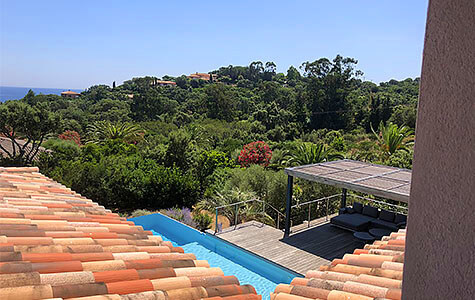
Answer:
[402,0,475,299]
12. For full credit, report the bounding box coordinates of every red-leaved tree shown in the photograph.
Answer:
[238,141,272,168]
[58,130,81,146]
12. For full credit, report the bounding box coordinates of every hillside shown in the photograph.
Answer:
[0,56,417,221]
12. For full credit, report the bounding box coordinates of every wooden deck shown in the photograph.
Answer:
[212,219,361,275]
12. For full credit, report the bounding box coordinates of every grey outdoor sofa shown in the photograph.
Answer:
[330,201,407,232]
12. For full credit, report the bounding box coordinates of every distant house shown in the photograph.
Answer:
[156,80,176,87]
[61,90,80,98]
[188,72,215,81]
[149,79,176,87]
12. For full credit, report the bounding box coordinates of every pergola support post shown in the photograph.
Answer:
[284,175,293,238]
[341,188,347,208]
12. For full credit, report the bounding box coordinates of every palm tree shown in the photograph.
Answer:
[286,142,343,166]
[87,121,144,144]
[371,121,414,156]
[268,148,292,170]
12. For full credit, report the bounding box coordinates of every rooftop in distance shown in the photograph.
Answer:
[60,90,80,98]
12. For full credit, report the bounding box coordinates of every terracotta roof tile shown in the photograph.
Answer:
[271,229,407,300]
[0,167,261,299]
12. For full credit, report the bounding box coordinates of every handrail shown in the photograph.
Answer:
[349,194,408,213]
[214,198,285,234]
[215,198,285,217]
[291,194,340,209]
[290,194,341,230]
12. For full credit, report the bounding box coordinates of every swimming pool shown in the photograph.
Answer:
[130,213,302,300]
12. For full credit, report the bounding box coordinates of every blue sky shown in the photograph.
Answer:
[1,1,428,89]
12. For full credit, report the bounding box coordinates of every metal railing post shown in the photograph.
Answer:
[277,214,280,229]
[234,204,238,230]
[326,197,329,221]
[308,203,311,228]
[215,208,218,235]
[284,175,293,237]
[341,188,347,208]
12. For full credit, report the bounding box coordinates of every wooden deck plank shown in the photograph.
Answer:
[213,220,360,275]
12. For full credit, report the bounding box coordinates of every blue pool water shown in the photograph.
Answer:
[131,213,301,300]
[151,229,277,299]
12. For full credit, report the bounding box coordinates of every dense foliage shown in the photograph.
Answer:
[0,56,418,221]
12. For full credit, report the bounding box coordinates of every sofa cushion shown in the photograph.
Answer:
[362,205,379,218]
[394,213,407,224]
[379,209,396,222]
[371,219,398,231]
[353,202,363,214]
[331,213,374,231]
[346,207,355,214]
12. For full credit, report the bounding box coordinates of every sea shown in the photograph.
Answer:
[0,86,83,102]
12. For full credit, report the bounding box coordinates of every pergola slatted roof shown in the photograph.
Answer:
[284,159,411,203]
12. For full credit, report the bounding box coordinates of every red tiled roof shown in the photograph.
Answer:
[188,73,212,80]
[60,91,81,95]
[271,229,406,300]
[0,167,261,300]
[157,80,177,85]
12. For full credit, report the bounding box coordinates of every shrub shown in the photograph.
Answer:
[58,130,81,146]
[161,207,196,227]
[238,141,272,168]
[36,138,81,174]
[196,150,234,192]
[193,212,213,231]
[225,165,287,211]
[49,151,200,211]
[128,209,158,218]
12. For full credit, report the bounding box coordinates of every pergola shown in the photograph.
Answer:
[283,159,411,237]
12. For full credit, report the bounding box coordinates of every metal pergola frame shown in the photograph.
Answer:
[283,159,411,237]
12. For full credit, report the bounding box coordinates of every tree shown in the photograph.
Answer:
[0,101,60,166]
[287,66,301,81]
[301,55,363,130]
[389,104,417,129]
[371,121,414,157]
[204,83,236,121]
[249,61,264,81]
[87,121,143,144]
[163,129,194,170]
[263,61,277,81]
[89,98,132,123]
[196,150,233,191]
[286,142,343,166]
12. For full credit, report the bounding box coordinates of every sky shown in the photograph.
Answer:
[1,0,429,89]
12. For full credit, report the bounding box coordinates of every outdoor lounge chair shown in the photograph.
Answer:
[330,201,406,232]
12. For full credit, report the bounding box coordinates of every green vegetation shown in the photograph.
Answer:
[193,212,213,232]
[0,56,418,224]
[371,121,414,157]
[285,142,343,166]
[87,121,144,144]
[0,101,60,165]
